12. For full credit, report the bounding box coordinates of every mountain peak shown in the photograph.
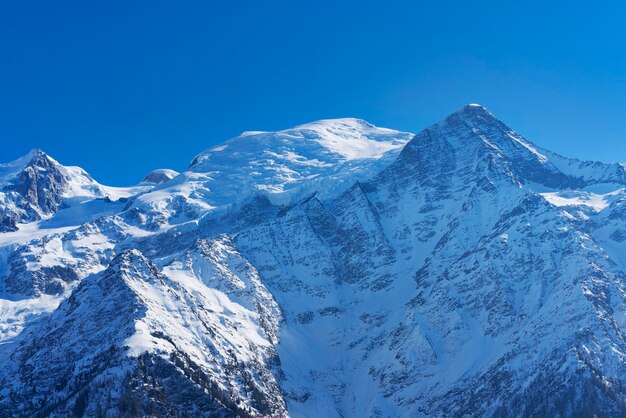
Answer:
[451,103,497,122]
[25,147,48,159]
[463,103,487,110]
[0,151,57,196]
[171,118,413,208]
[0,148,53,180]
[105,249,162,287]
[392,103,626,191]
[110,248,152,271]
[190,117,411,168]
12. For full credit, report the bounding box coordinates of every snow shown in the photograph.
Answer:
[2,108,626,416]
[0,149,42,186]
[141,168,180,184]
[0,197,130,246]
[290,118,409,160]
[147,168,178,177]
[0,294,63,351]
[540,188,625,212]
[131,118,412,218]
[99,184,152,200]
[507,133,549,163]
[0,222,76,246]
[0,149,107,200]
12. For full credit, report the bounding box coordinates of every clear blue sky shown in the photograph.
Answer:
[1,1,626,185]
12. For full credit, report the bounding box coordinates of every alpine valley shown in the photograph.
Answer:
[1,105,626,417]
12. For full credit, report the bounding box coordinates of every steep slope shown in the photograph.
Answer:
[0,149,105,232]
[0,247,286,417]
[233,105,626,416]
[0,119,410,355]
[360,106,626,416]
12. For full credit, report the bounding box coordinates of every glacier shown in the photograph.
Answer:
[0,105,626,417]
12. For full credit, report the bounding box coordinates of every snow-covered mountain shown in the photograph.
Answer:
[0,148,105,232]
[1,106,626,417]
[123,118,411,232]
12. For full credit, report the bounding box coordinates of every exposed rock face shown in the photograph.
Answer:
[0,150,66,231]
[2,107,626,417]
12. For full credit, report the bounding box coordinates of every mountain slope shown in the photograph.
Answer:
[123,118,412,231]
[1,106,626,417]
[0,247,286,417]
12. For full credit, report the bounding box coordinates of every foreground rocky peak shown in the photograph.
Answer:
[1,244,286,416]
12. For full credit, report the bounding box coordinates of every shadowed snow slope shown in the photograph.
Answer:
[1,106,626,417]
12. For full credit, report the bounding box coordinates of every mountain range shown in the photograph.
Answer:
[1,104,626,417]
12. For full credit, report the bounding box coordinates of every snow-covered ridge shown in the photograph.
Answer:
[0,148,165,235]
[191,117,410,167]
[540,188,625,213]
[0,148,102,198]
[125,118,413,230]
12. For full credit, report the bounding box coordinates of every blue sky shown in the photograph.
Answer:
[1,1,626,185]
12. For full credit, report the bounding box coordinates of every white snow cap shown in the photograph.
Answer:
[142,168,179,184]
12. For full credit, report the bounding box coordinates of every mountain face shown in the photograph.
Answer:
[0,149,105,232]
[1,105,626,417]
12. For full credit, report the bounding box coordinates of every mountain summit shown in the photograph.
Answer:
[0,149,108,232]
[1,106,626,417]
